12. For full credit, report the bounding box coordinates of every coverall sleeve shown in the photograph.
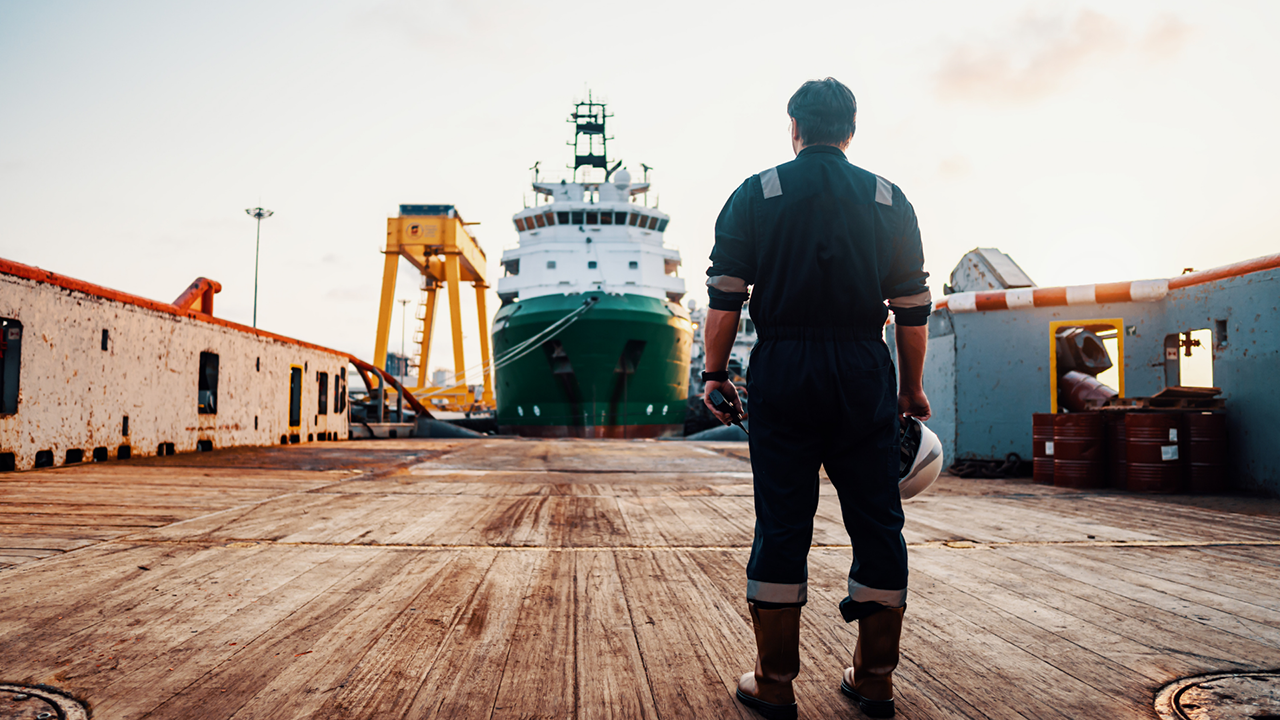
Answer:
[881,186,931,326]
[706,179,756,311]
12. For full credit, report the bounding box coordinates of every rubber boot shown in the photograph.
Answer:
[840,605,904,718]
[735,603,800,720]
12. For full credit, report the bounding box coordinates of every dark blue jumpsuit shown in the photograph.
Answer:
[706,144,931,621]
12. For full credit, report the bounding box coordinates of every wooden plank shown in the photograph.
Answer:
[1096,546,1280,610]
[69,545,354,708]
[132,493,338,542]
[130,548,426,720]
[1020,546,1280,646]
[91,546,372,718]
[614,549,752,719]
[973,547,1280,665]
[400,550,540,719]
[0,542,255,644]
[315,549,499,719]
[908,552,1173,700]
[808,549,1078,720]
[574,550,660,720]
[561,496,630,548]
[490,551,576,720]
[227,549,474,719]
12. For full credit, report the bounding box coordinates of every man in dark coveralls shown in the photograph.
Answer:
[701,77,932,720]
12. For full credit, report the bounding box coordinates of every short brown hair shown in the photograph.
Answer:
[787,78,857,146]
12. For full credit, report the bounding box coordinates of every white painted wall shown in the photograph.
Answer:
[0,272,349,472]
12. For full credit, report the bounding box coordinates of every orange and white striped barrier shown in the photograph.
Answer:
[936,252,1280,314]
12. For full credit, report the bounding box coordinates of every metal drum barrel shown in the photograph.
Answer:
[1032,413,1055,484]
[1184,412,1227,494]
[1053,413,1107,489]
[1126,413,1183,493]
[1107,412,1128,489]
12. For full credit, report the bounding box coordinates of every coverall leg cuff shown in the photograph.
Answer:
[751,598,808,610]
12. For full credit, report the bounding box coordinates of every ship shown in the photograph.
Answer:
[491,96,693,437]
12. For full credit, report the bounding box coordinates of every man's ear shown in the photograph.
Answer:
[789,117,801,143]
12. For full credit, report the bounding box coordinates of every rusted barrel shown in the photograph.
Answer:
[1107,412,1128,489]
[1184,412,1227,494]
[1053,413,1107,489]
[1032,413,1055,484]
[1126,413,1183,493]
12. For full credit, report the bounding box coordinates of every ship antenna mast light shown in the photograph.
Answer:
[245,206,274,328]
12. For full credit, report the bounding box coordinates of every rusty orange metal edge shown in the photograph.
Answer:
[0,256,432,417]
[936,251,1280,311]
[1167,252,1280,290]
[172,277,222,310]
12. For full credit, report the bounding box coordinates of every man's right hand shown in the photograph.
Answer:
[898,387,931,421]
[703,380,746,426]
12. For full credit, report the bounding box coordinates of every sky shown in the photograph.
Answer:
[2,0,1278,376]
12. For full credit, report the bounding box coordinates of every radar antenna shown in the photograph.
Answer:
[567,91,613,181]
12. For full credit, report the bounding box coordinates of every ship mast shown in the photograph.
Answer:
[568,93,620,182]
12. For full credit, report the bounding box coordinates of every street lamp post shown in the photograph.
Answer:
[245,207,274,328]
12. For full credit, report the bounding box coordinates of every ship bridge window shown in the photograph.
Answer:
[571,211,584,225]
[0,318,21,415]
[515,218,526,231]
[586,211,599,225]
[198,351,219,415]
[600,212,613,225]
[557,211,570,224]
[647,216,660,230]
[543,211,555,226]
[614,212,627,224]
[504,259,520,276]
[629,261,639,270]
[628,213,641,226]
[588,261,597,269]
[657,219,669,232]
[533,214,546,228]
[547,260,557,270]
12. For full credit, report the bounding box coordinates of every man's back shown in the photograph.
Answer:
[708,145,929,334]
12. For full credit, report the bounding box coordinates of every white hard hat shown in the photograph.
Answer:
[899,416,944,499]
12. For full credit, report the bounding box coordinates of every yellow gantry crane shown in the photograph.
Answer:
[373,204,494,411]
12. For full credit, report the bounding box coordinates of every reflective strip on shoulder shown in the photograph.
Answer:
[760,167,782,199]
[887,290,932,309]
[706,276,748,293]
[848,577,906,608]
[747,579,807,604]
[874,175,893,206]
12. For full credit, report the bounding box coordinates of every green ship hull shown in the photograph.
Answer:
[492,292,693,438]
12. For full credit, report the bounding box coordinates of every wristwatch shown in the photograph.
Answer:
[701,370,729,382]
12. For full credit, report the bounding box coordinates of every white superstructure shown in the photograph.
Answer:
[496,168,686,305]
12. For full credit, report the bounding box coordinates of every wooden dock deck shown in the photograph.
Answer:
[1,439,1278,719]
